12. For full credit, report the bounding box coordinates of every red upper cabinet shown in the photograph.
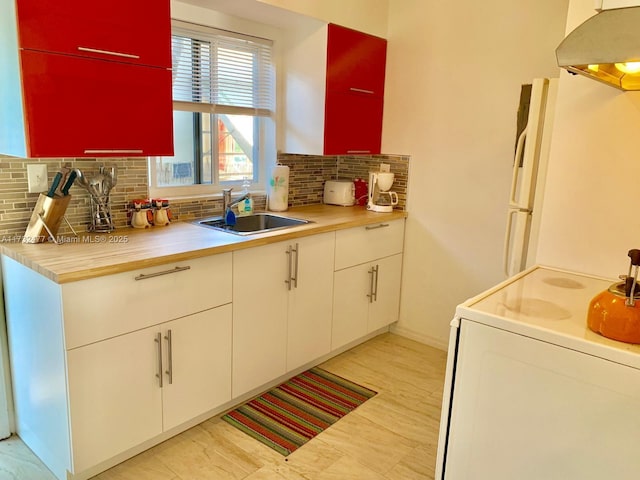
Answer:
[15,0,171,68]
[0,0,173,158]
[324,91,384,155]
[20,50,174,158]
[326,24,387,98]
[323,24,387,155]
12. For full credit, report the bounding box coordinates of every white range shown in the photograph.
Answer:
[435,265,640,479]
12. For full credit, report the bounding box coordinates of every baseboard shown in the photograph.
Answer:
[389,324,448,351]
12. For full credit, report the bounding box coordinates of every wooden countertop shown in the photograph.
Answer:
[0,205,407,284]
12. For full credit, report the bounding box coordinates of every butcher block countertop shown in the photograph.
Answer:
[0,205,407,284]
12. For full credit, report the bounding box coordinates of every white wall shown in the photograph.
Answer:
[536,0,640,279]
[256,0,389,37]
[383,0,570,348]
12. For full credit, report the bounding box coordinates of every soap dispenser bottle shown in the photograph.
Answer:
[237,177,253,216]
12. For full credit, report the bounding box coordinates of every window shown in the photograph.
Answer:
[150,20,275,197]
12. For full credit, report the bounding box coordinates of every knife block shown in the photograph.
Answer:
[23,194,73,244]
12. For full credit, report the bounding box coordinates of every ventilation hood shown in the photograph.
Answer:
[556,6,640,91]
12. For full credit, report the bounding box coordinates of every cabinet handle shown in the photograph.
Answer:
[350,87,375,95]
[164,329,173,385]
[365,224,390,231]
[292,243,299,289]
[373,264,379,302]
[77,46,140,59]
[154,332,163,388]
[84,149,144,155]
[135,266,191,281]
[367,266,376,303]
[285,245,293,291]
[346,150,371,154]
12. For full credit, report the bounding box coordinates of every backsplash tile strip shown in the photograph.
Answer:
[0,153,409,239]
[278,153,409,210]
[0,156,148,238]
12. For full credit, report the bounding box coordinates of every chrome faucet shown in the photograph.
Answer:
[222,188,251,213]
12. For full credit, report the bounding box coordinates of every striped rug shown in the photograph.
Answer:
[222,367,377,456]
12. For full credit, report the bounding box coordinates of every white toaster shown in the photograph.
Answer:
[323,180,355,206]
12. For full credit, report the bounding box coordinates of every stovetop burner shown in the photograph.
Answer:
[542,276,586,289]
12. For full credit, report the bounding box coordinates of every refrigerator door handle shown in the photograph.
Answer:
[503,208,532,276]
[509,128,528,208]
[503,208,524,276]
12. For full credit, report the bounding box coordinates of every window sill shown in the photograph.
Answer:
[160,190,267,204]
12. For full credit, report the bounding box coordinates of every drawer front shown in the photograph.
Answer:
[62,253,232,349]
[335,219,405,270]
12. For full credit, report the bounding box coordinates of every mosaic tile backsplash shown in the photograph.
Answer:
[278,153,409,208]
[0,153,409,238]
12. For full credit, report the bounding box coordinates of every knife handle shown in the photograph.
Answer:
[47,173,62,198]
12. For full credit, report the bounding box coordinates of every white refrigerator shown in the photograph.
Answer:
[503,77,558,277]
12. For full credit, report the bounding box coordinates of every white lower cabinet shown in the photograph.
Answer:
[286,233,335,371]
[332,253,402,349]
[67,305,232,473]
[161,305,232,430]
[331,220,405,350]
[232,232,335,397]
[1,218,405,480]
[67,327,163,473]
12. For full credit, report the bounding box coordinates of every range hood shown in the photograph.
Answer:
[556,7,640,91]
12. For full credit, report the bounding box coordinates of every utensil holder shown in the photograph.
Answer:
[90,194,114,232]
[23,194,74,244]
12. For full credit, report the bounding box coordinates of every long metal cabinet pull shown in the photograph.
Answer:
[135,265,191,281]
[154,332,163,388]
[373,265,379,302]
[77,46,141,59]
[84,149,144,155]
[349,87,375,95]
[292,243,299,288]
[367,266,376,303]
[285,246,293,290]
[365,223,389,231]
[164,329,173,385]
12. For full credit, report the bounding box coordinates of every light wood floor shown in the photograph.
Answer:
[0,333,447,480]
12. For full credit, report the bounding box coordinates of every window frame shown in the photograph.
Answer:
[149,20,274,199]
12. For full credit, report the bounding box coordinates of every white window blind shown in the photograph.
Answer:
[171,20,274,117]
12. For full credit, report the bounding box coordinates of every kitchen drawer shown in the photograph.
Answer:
[334,219,405,270]
[62,253,232,349]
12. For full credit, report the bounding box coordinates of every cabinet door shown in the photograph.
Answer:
[326,24,387,97]
[287,233,335,371]
[324,91,384,155]
[369,254,403,332]
[15,0,171,68]
[162,305,232,430]
[20,49,173,158]
[332,263,371,350]
[232,241,289,397]
[67,327,163,473]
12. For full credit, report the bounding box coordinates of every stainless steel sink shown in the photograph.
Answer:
[195,213,311,235]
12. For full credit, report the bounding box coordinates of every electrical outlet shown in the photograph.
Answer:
[27,164,48,193]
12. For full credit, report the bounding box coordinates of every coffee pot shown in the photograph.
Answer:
[367,171,398,213]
